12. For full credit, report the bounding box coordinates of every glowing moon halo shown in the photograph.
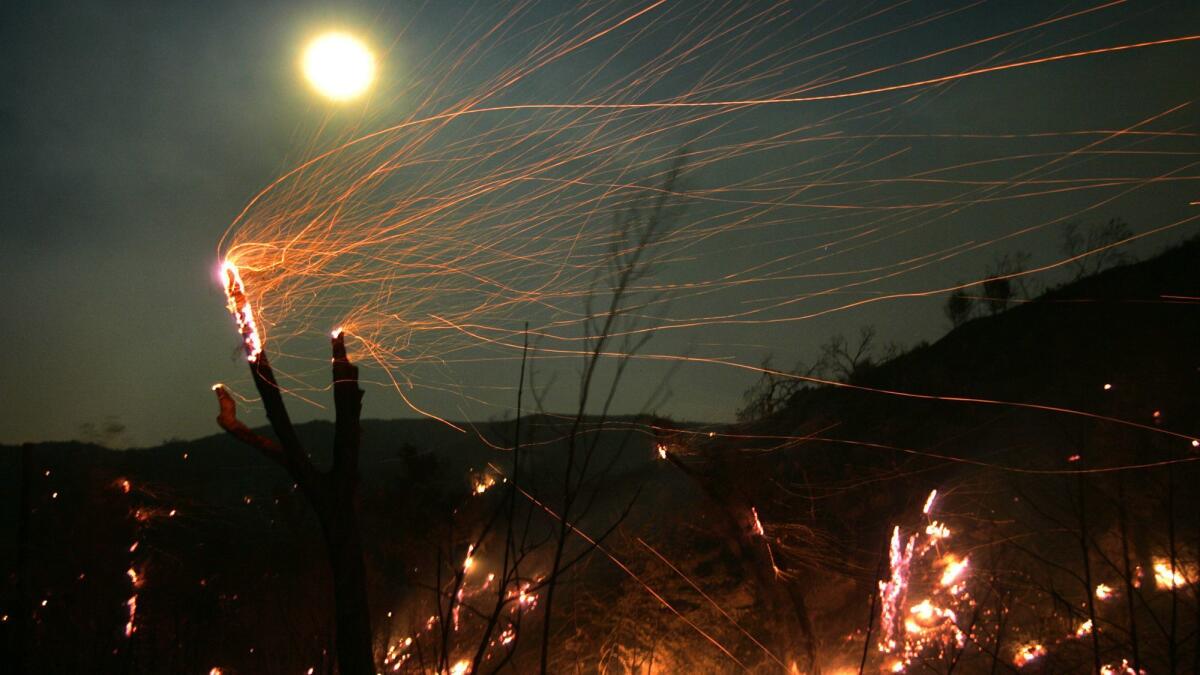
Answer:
[301,32,375,101]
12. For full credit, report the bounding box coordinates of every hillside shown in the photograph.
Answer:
[3,238,1198,673]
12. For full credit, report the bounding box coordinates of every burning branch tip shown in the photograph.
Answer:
[219,259,263,362]
[922,489,938,515]
[332,329,350,362]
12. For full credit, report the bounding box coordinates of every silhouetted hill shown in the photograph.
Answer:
[720,237,1193,450]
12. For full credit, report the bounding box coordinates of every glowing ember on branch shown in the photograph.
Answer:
[1074,619,1093,637]
[750,507,765,536]
[124,594,138,637]
[462,544,475,573]
[220,261,262,362]
[922,489,938,515]
[1095,583,1115,600]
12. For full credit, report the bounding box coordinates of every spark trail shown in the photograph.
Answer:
[217,0,1199,457]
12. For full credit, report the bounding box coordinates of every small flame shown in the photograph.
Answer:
[471,473,496,495]
[939,555,969,587]
[1100,659,1141,675]
[1152,557,1195,589]
[925,521,951,540]
[1095,583,1114,600]
[1013,643,1045,667]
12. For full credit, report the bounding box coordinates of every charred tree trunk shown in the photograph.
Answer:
[214,332,373,675]
[318,505,373,675]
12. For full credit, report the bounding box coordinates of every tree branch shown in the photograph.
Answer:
[213,384,283,459]
[332,330,363,483]
[216,351,323,499]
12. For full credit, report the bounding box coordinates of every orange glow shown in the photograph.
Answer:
[750,507,765,536]
[1013,643,1046,667]
[939,555,969,587]
[124,594,137,637]
[922,489,938,514]
[1153,557,1196,589]
[220,261,262,362]
[924,522,951,540]
[212,0,1200,456]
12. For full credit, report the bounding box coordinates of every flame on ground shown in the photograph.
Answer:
[1152,556,1197,589]
[1013,643,1046,667]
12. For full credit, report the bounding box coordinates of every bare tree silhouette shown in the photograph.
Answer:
[212,332,373,675]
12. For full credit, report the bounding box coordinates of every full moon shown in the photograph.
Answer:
[301,32,375,101]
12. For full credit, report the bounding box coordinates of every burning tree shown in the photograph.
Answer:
[212,262,373,675]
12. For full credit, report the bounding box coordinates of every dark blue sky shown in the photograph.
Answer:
[2,0,1198,446]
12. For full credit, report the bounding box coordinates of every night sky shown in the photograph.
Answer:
[2,0,1198,447]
